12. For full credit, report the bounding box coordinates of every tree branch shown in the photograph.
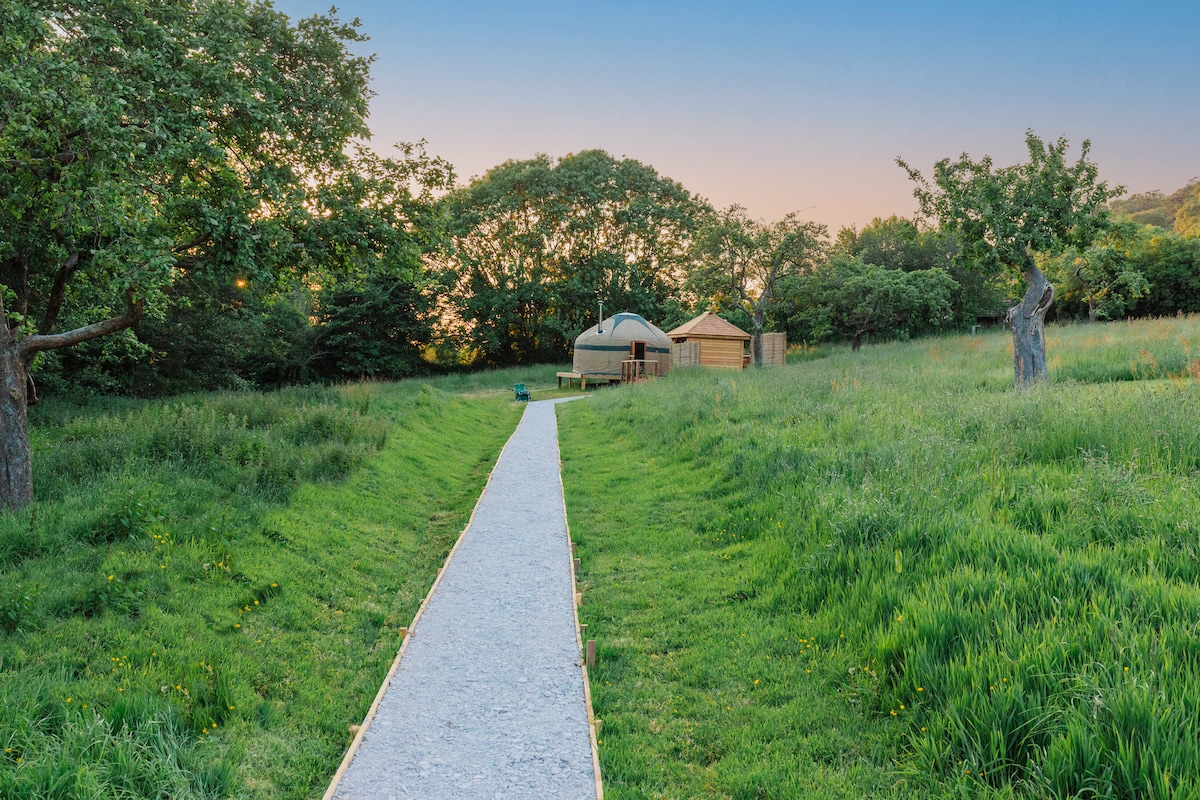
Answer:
[40,250,80,334]
[20,292,143,359]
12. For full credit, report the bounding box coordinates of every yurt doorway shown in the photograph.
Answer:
[631,341,646,360]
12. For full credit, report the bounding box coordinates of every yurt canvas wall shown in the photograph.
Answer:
[572,313,672,378]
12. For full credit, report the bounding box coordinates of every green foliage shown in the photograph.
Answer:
[900,131,1122,273]
[1042,222,1150,321]
[1110,179,1200,235]
[772,255,957,347]
[0,377,529,798]
[316,272,435,380]
[1045,224,1200,322]
[439,149,706,365]
[835,216,1006,324]
[688,206,828,351]
[0,0,372,332]
[561,314,1200,799]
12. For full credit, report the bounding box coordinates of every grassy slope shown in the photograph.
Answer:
[0,368,575,799]
[560,317,1200,800]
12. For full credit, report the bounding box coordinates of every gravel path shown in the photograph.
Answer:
[330,397,598,800]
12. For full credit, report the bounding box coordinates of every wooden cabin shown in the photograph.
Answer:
[666,312,751,370]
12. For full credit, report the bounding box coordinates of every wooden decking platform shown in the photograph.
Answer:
[557,371,620,389]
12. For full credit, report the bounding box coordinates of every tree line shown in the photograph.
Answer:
[4,2,1200,506]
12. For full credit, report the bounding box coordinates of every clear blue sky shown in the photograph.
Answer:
[272,0,1199,233]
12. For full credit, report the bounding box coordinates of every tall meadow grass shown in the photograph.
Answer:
[562,315,1200,798]
[1,377,527,798]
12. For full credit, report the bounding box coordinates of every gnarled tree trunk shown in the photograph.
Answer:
[0,290,143,510]
[0,337,33,510]
[1008,262,1054,386]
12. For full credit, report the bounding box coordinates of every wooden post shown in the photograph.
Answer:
[586,640,596,668]
[575,592,582,607]
[399,627,408,638]
[570,542,577,556]
[573,557,581,574]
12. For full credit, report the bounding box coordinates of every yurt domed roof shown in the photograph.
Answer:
[572,312,672,377]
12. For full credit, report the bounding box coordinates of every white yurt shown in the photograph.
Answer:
[572,313,672,380]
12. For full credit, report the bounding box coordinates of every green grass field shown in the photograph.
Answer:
[0,366,570,799]
[8,318,1200,799]
[560,316,1200,800]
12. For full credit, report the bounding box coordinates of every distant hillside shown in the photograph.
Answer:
[1110,179,1200,235]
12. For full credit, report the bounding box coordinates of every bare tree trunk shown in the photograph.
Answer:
[1009,262,1054,386]
[0,290,143,511]
[0,339,33,510]
[750,308,764,366]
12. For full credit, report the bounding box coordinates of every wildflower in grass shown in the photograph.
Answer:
[917,687,924,692]
[890,709,897,716]
[235,623,241,628]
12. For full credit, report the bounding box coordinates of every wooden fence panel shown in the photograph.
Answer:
[760,333,787,366]
[672,341,701,369]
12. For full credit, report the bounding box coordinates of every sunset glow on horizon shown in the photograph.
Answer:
[273,0,1199,234]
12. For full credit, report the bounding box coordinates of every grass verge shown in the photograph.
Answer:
[1,376,533,799]
[560,315,1200,799]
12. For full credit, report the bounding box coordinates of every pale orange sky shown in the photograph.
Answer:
[275,0,1200,234]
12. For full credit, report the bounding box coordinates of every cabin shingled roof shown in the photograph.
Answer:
[666,311,751,340]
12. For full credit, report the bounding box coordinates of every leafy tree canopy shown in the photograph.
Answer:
[438,150,705,365]
[0,0,432,507]
[688,205,827,361]
[900,131,1123,384]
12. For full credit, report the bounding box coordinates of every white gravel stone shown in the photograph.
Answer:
[331,398,597,800]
